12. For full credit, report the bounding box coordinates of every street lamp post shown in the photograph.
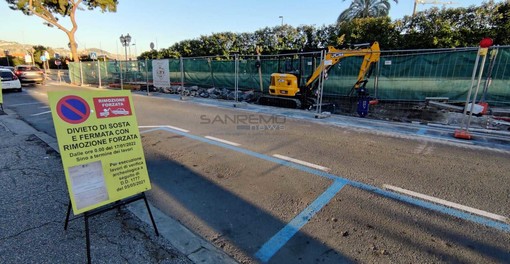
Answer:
[119,33,132,90]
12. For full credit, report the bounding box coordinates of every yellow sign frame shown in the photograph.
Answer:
[48,90,151,214]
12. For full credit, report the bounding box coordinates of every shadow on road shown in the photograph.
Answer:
[144,150,354,263]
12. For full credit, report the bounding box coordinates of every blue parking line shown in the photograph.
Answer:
[254,180,347,262]
[417,127,427,135]
[154,127,339,181]
[141,126,510,259]
[142,126,510,233]
[349,181,510,232]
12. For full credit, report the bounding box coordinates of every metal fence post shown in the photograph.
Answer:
[235,54,239,103]
[97,60,102,88]
[180,57,184,90]
[146,58,149,96]
[104,60,108,82]
[208,58,215,88]
[374,60,380,99]
[465,49,489,131]
[119,60,124,90]
[79,60,84,86]
[316,50,325,114]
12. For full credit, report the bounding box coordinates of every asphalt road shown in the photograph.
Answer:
[3,82,510,263]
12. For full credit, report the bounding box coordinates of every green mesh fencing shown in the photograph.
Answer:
[69,46,510,106]
[68,62,81,85]
[374,48,510,105]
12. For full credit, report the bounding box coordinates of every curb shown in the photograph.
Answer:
[128,202,238,264]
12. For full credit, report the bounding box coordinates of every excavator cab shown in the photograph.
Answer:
[269,52,302,98]
[261,42,381,114]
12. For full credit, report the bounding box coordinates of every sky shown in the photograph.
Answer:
[0,0,501,56]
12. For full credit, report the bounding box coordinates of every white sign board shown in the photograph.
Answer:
[152,59,170,88]
[25,55,32,63]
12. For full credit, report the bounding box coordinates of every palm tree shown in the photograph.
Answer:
[337,0,398,22]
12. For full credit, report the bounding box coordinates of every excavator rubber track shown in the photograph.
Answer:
[257,95,302,109]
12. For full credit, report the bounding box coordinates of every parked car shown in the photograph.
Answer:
[0,68,22,92]
[0,66,15,72]
[14,65,45,84]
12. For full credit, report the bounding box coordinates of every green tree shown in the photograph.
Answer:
[144,1,509,58]
[338,0,398,22]
[337,17,400,49]
[32,45,49,66]
[493,1,510,44]
[396,1,504,48]
[6,0,117,62]
[138,49,162,60]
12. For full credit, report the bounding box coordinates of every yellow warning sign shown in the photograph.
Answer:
[48,90,151,214]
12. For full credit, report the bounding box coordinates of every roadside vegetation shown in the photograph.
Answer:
[3,1,508,62]
[139,1,509,59]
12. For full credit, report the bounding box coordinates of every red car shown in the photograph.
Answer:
[14,65,45,84]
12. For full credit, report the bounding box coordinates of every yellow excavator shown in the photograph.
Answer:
[257,42,381,117]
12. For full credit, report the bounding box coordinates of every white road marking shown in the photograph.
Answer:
[30,110,51,116]
[31,91,47,96]
[139,125,189,133]
[273,154,331,172]
[414,143,427,154]
[383,184,509,223]
[413,143,435,155]
[205,136,241,146]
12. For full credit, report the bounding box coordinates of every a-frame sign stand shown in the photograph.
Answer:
[48,90,158,264]
[64,192,159,264]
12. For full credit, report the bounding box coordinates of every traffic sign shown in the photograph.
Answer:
[56,95,91,124]
[55,60,62,66]
[48,90,151,214]
[40,55,47,62]
[90,52,97,60]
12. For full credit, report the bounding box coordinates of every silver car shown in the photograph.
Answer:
[14,65,45,84]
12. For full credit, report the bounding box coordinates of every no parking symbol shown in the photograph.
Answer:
[56,95,91,124]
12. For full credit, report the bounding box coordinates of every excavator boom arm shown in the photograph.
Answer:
[305,42,381,90]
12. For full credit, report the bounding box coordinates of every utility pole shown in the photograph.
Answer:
[413,0,457,16]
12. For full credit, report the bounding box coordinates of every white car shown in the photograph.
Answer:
[1,68,22,92]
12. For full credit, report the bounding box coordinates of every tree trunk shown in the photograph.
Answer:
[27,0,82,62]
[68,33,79,62]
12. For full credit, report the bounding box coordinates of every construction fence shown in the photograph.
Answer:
[69,46,510,117]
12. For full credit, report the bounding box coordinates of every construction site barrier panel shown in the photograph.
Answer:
[68,46,510,107]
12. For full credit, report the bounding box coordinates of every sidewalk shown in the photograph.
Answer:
[0,108,237,264]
